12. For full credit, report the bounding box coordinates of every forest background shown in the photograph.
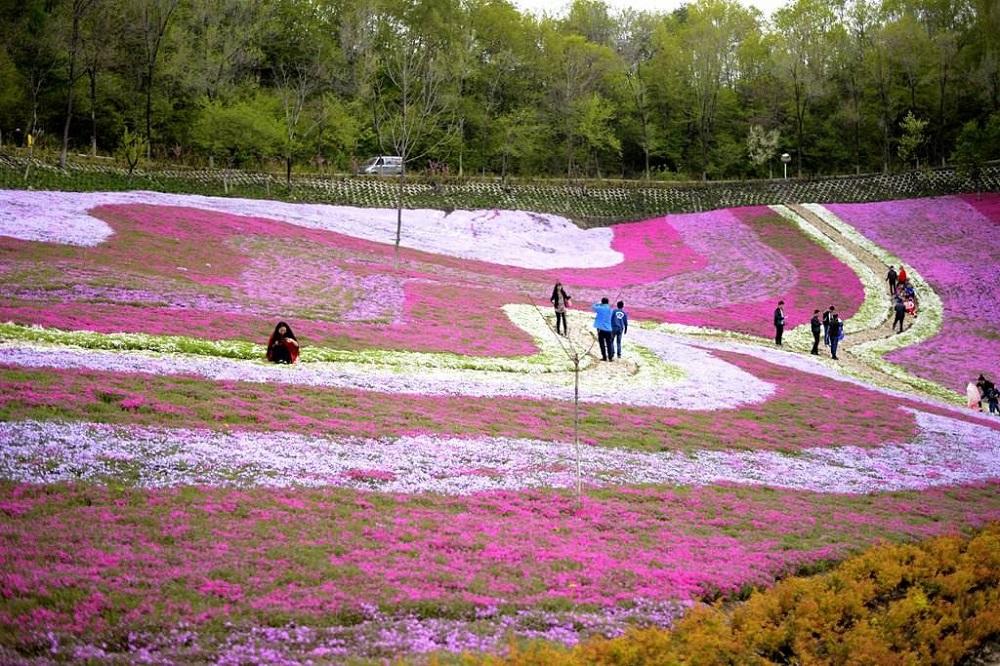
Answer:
[1,0,998,183]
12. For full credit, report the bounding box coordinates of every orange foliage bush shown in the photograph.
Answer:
[473,523,1000,666]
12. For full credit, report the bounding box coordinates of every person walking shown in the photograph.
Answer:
[592,297,614,361]
[886,265,898,296]
[976,375,995,412]
[828,312,842,360]
[967,381,983,411]
[822,305,835,347]
[987,386,1000,415]
[773,300,786,346]
[611,300,628,359]
[810,309,822,355]
[550,281,572,336]
[892,297,906,334]
[897,265,908,286]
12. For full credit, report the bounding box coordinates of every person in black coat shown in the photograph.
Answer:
[892,297,906,333]
[810,309,822,355]
[828,313,842,360]
[887,265,898,297]
[773,300,786,346]
[822,305,835,346]
[977,375,996,411]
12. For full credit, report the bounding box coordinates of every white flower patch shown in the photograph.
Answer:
[0,190,115,246]
[0,189,621,269]
[3,409,997,494]
[1,332,775,410]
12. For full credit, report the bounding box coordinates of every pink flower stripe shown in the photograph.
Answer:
[827,196,1000,391]
[1,481,997,655]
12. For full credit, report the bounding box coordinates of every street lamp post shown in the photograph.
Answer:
[781,152,791,180]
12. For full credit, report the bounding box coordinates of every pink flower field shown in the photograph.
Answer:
[0,189,998,663]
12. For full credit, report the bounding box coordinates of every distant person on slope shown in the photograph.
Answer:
[810,309,822,355]
[611,300,629,359]
[266,321,300,364]
[987,385,1000,415]
[592,297,614,362]
[828,312,843,360]
[550,281,572,336]
[823,305,835,347]
[967,381,983,411]
[886,265,898,297]
[892,297,906,334]
[773,300,786,346]
[976,375,995,412]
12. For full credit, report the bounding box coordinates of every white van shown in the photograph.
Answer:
[360,155,403,175]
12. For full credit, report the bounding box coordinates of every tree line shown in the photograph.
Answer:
[1,0,998,181]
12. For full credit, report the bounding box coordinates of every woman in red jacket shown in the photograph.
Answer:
[266,321,300,364]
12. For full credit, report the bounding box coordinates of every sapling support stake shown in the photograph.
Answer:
[529,298,599,511]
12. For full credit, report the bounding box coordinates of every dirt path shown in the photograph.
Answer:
[753,205,937,399]
[788,204,904,346]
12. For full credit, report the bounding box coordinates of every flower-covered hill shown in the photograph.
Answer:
[0,190,864,351]
[0,188,998,663]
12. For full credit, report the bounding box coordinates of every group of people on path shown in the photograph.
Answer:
[775,301,845,360]
[967,375,999,415]
[887,265,918,334]
[772,263,922,360]
[549,282,629,361]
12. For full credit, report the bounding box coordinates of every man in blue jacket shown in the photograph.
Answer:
[592,297,614,361]
[611,300,628,360]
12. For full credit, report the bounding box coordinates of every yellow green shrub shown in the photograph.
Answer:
[477,524,1000,666]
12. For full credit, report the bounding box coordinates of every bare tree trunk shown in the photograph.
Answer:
[145,64,154,159]
[88,68,97,156]
[395,160,405,256]
[60,11,83,169]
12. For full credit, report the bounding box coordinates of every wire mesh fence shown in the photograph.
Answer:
[2,151,997,225]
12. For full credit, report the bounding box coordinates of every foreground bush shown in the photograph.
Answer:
[486,524,1000,665]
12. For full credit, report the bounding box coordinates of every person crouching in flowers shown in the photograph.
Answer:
[266,321,299,364]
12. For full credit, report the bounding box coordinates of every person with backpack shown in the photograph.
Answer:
[592,297,614,361]
[611,300,629,360]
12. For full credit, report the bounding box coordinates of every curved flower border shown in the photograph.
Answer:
[802,204,951,402]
